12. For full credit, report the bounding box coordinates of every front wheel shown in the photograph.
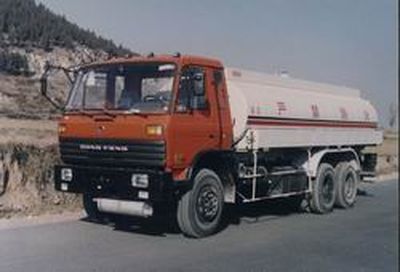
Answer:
[177,169,224,238]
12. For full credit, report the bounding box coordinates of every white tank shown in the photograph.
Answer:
[225,68,382,149]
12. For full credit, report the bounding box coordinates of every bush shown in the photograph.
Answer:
[0,51,30,75]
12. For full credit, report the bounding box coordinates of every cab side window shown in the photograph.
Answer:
[176,66,207,112]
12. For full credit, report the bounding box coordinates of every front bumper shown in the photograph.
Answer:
[54,165,173,202]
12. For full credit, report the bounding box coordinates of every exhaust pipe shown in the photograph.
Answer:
[94,198,153,217]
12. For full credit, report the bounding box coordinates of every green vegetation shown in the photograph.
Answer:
[0,51,30,75]
[0,0,131,55]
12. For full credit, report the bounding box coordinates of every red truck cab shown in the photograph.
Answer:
[52,54,234,237]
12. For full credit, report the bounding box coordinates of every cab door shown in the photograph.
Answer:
[168,66,220,173]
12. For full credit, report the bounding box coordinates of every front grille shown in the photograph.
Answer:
[59,138,165,168]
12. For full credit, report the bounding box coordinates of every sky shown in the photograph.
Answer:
[36,0,398,127]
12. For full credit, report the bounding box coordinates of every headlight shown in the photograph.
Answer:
[131,174,149,188]
[61,168,73,182]
[145,125,163,136]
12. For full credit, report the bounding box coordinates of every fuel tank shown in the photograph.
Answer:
[225,68,382,149]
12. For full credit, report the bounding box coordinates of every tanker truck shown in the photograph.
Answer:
[40,54,383,238]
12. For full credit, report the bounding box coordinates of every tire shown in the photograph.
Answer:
[83,193,107,222]
[309,163,337,214]
[177,169,224,238]
[334,162,359,208]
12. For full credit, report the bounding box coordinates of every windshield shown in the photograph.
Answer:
[66,63,176,113]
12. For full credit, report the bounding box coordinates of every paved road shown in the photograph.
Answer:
[0,179,397,272]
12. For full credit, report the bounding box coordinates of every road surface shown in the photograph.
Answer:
[0,179,398,272]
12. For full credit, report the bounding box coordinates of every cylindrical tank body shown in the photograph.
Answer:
[225,68,382,149]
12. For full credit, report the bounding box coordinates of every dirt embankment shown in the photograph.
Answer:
[0,142,81,219]
[0,118,81,219]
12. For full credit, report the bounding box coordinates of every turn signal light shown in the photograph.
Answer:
[146,125,163,136]
[58,124,66,134]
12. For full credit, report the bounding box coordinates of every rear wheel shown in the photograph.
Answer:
[335,162,359,208]
[177,169,224,238]
[309,163,337,214]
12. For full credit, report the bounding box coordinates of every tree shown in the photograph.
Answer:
[0,0,133,56]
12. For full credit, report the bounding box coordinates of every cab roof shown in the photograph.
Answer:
[83,54,224,70]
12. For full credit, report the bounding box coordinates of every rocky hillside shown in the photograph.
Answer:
[0,46,109,119]
[0,0,136,119]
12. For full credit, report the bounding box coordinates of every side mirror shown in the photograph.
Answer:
[193,73,205,96]
[213,71,223,85]
[40,77,47,96]
[193,73,203,82]
[38,63,69,111]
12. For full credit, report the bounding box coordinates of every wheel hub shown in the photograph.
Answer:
[344,174,355,199]
[321,175,334,203]
[197,185,219,223]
